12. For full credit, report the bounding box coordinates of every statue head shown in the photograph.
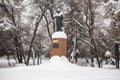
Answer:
[57,8,60,13]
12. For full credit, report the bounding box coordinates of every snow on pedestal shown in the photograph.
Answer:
[51,31,67,57]
[52,31,67,39]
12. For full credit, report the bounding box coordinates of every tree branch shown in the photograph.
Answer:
[73,18,89,31]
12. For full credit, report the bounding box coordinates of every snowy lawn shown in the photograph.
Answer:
[0,59,16,68]
[0,56,120,80]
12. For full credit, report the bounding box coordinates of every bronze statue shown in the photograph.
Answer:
[54,9,63,31]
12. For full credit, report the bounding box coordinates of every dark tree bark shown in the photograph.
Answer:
[115,42,119,69]
[37,2,52,40]
[37,53,40,65]
[48,0,56,32]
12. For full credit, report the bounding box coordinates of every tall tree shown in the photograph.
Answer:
[0,0,25,63]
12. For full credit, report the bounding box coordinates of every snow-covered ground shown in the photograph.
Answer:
[0,56,120,80]
[0,59,16,68]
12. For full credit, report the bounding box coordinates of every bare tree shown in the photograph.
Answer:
[0,0,25,63]
[65,0,102,67]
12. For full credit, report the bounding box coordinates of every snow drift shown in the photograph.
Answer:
[0,56,120,80]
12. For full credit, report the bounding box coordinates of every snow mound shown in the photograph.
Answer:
[61,56,69,63]
[15,63,26,67]
[50,56,69,63]
[52,31,67,39]
[103,64,115,69]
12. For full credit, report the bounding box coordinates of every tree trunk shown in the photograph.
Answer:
[26,8,47,65]
[48,0,56,32]
[88,0,100,67]
[96,55,101,68]
[40,53,42,64]
[14,34,23,63]
[115,42,119,69]
[32,48,35,65]
[37,53,40,65]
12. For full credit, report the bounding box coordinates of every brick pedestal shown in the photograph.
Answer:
[51,32,67,56]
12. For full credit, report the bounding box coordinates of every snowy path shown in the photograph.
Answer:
[0,56,120,80]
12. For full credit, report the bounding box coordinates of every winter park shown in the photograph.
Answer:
[0,0,120,80]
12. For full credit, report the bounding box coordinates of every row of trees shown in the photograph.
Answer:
[65,0,120,68]
[0,0,120,68]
